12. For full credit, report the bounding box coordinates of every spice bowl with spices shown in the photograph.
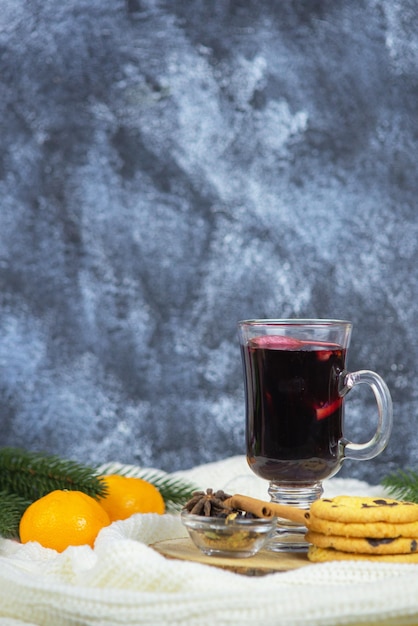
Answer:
[181,489,277,557]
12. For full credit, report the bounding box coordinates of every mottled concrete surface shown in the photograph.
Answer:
[0,1,417,484]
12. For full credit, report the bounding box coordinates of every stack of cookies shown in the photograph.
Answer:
[305,495,418,563]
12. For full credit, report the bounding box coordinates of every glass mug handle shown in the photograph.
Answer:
[339,370,393,461]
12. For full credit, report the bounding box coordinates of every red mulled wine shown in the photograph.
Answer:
[241,335,346,484]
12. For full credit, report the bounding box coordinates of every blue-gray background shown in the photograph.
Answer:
[0,0,417,485]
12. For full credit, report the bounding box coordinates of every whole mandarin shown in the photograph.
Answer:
[98,474,165,521]
[19,489,111,552]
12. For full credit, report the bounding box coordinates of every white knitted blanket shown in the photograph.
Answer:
[1,455,418,626]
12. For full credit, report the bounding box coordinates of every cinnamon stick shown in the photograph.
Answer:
[223,494,308,525]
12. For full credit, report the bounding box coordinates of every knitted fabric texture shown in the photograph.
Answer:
[1,456,418,626]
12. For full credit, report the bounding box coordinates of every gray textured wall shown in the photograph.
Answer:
[0,0,417,485]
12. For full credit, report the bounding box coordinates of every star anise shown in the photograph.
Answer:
[183,488,234,517]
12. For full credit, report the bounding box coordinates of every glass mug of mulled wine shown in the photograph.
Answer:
[238,319,393,552]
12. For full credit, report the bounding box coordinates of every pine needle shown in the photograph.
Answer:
[0,490,31,539]
[381,468,418,503]
[0,447,107,501]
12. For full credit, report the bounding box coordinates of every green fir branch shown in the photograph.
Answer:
[0,490,32,539]
[0,448,199,540]
[0,447,107,501]
[381,468,418,503]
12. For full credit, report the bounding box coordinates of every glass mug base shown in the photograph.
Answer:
[266,481,323,552]
[266,524,309,553]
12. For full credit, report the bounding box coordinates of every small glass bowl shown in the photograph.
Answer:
[181,510,277,558]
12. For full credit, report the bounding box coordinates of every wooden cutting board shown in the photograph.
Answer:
[152,537,310,576]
